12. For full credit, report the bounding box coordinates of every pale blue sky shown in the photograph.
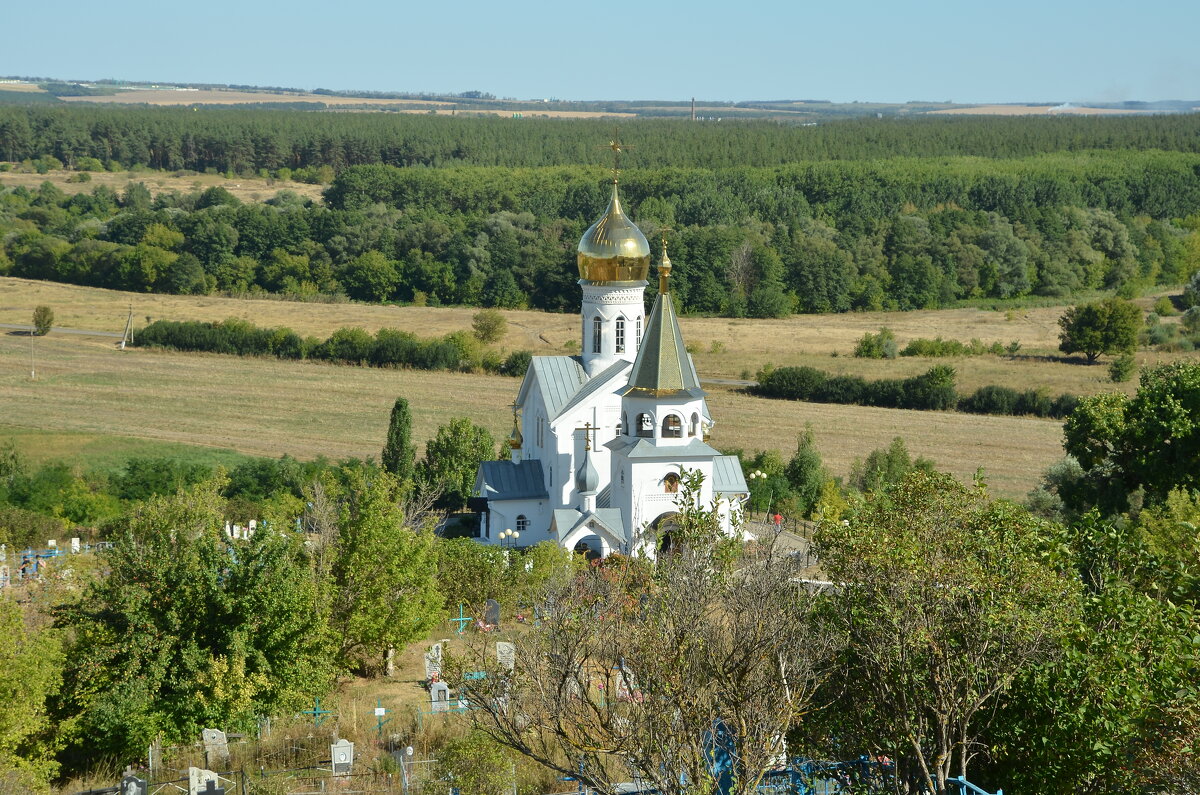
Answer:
[5,0,1197,103]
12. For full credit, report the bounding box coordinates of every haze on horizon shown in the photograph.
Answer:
[4,0,1197,105]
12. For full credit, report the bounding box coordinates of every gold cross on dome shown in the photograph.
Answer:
[575,421,595,451]
[598,128,633,181]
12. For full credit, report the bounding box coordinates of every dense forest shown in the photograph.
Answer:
[2,108,1200,315]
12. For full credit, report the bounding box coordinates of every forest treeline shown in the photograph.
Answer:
[3,106,1200,170]
[3,149,1200,314]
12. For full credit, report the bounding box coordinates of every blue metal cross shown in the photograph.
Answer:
[300,697,332,726]
[450,604,473,634]
[374,698,391,738]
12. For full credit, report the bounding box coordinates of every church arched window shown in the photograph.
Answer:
[592,316,602,354]
[663,473,680,493]
[615,317,625,354]
[636,413,654,438]
[516,514,530,533]
[636,316,643,350]
[662,414,683,438]
[690,412,700,437]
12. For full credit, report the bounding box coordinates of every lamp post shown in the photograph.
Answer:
[499,528,521,549]
[747,470,772,522]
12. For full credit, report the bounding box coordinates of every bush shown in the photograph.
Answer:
[1109,352,1137,383]
[471,309,507,343]
[32,305,53,335]
[755,366,827,400]
[959,385,1019,415]
[501,350,533,377]
[900,365,957,410]
[1153,296,1178,316]
[1183,307,1200,334]
[854,328,896,359]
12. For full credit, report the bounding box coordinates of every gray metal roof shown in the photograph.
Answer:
[552,508,627,544]
[713,455,750,495]
[554,358,629,421]
[605,436,724,460]
[478,460,548,502]
[527,356,588,418]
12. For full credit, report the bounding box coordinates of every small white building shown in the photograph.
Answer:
[473,181,748,557]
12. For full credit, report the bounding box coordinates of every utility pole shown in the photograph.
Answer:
[29,328,35,380]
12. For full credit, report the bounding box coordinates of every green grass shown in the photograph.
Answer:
[0,423,255,475]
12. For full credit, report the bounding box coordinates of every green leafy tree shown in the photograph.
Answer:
[811,471,1078,792]
[471,309,507,343]
[53,479,331,770]
[418,418,495,511]
[1058,297,1142,363]
[328,470,442,671]
[783,426,825,518]
[1064,362,1200,512]
[849,436,935,493]
[381,397,415,483]
[31,305,53,336]
[341,250,399,302]
[0,599,61,790]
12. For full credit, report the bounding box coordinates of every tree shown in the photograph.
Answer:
[328,470,442,672]
[417,418,494,511]
[31,306,52,336]
[53,478,332,771]
[471,308,507,343]
[810,471,1078,793]
[457,473,832,795]
[1058,297,1142,363]
[849,436,935,493]
[0,599,61,790]
[1064,361,1200,511]
[783,426,825,518]
[381,397,415,483]
[341,250,399,302]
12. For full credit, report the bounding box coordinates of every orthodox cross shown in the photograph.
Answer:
[598,128,633,181]
[450,603,473,634]
[301,697,333,727]
[510,400,521,419]
[575,421,596,451]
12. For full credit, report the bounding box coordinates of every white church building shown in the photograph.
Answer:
[472,180,749,558]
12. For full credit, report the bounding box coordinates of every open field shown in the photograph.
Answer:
[2,277,1185,397]
[57,89,456,106]
[0,167,326,203]
[0,423,254,473]
[927,104,1171,116]
[0,328,1065,499]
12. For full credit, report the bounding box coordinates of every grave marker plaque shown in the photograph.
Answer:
[496,641,515,672]
[187,767,220,795]
[484,598,501,627]
[201,728,229,768]
[331,738,354,776]
[430,681,451,713]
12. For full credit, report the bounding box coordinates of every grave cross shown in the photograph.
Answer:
[373,698,391,739]
[300,697,332,727]
[201,781,224,795]
[450,604,473,634]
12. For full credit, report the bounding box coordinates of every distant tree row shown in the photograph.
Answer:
[2,106,1200,172]
[3,151,1199,315]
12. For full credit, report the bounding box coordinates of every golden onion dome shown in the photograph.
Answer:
[577,181,651,284]
[507,409,523,450]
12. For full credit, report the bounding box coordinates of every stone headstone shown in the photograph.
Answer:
[423,642,443,680]
[70,537,81,553]
[496,641,515,672]
[187,767,221,795]
[47,539,57,549]
[201,728,229,768]
[247,520,257,537]
[430,681,451,713]
[0,565,9,588]
[120,775,147,795]
[484,598,501,627]
[330,738,354,776]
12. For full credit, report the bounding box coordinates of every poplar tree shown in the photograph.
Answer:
[381,397,415,483]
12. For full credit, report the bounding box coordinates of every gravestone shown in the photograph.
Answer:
[47,539,57,549]
[496,641,515,672]
[119,774,147,795]
[70,537,81,553]
[430,681,452,713]
[330,738,354,776]
[423,642,443,680]
[187,767,220,795]
[0,565,9,588]
[484,599,501,627]
[201,728,229,769]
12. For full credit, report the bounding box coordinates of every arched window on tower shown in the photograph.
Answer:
[662,414,683,438]
[636,316,643,350]
[615,317,626,354]
[636,413,654,438]
[663,472,680,493]
[592,316,602,354]
[690,412,700,437]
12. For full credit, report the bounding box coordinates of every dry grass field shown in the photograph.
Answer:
[0,168,326,203]
[0,329,1065,499]
[927,104,1164,116]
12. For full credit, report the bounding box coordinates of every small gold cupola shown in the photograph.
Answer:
[577,181,651,285]
[507,405,523,450]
